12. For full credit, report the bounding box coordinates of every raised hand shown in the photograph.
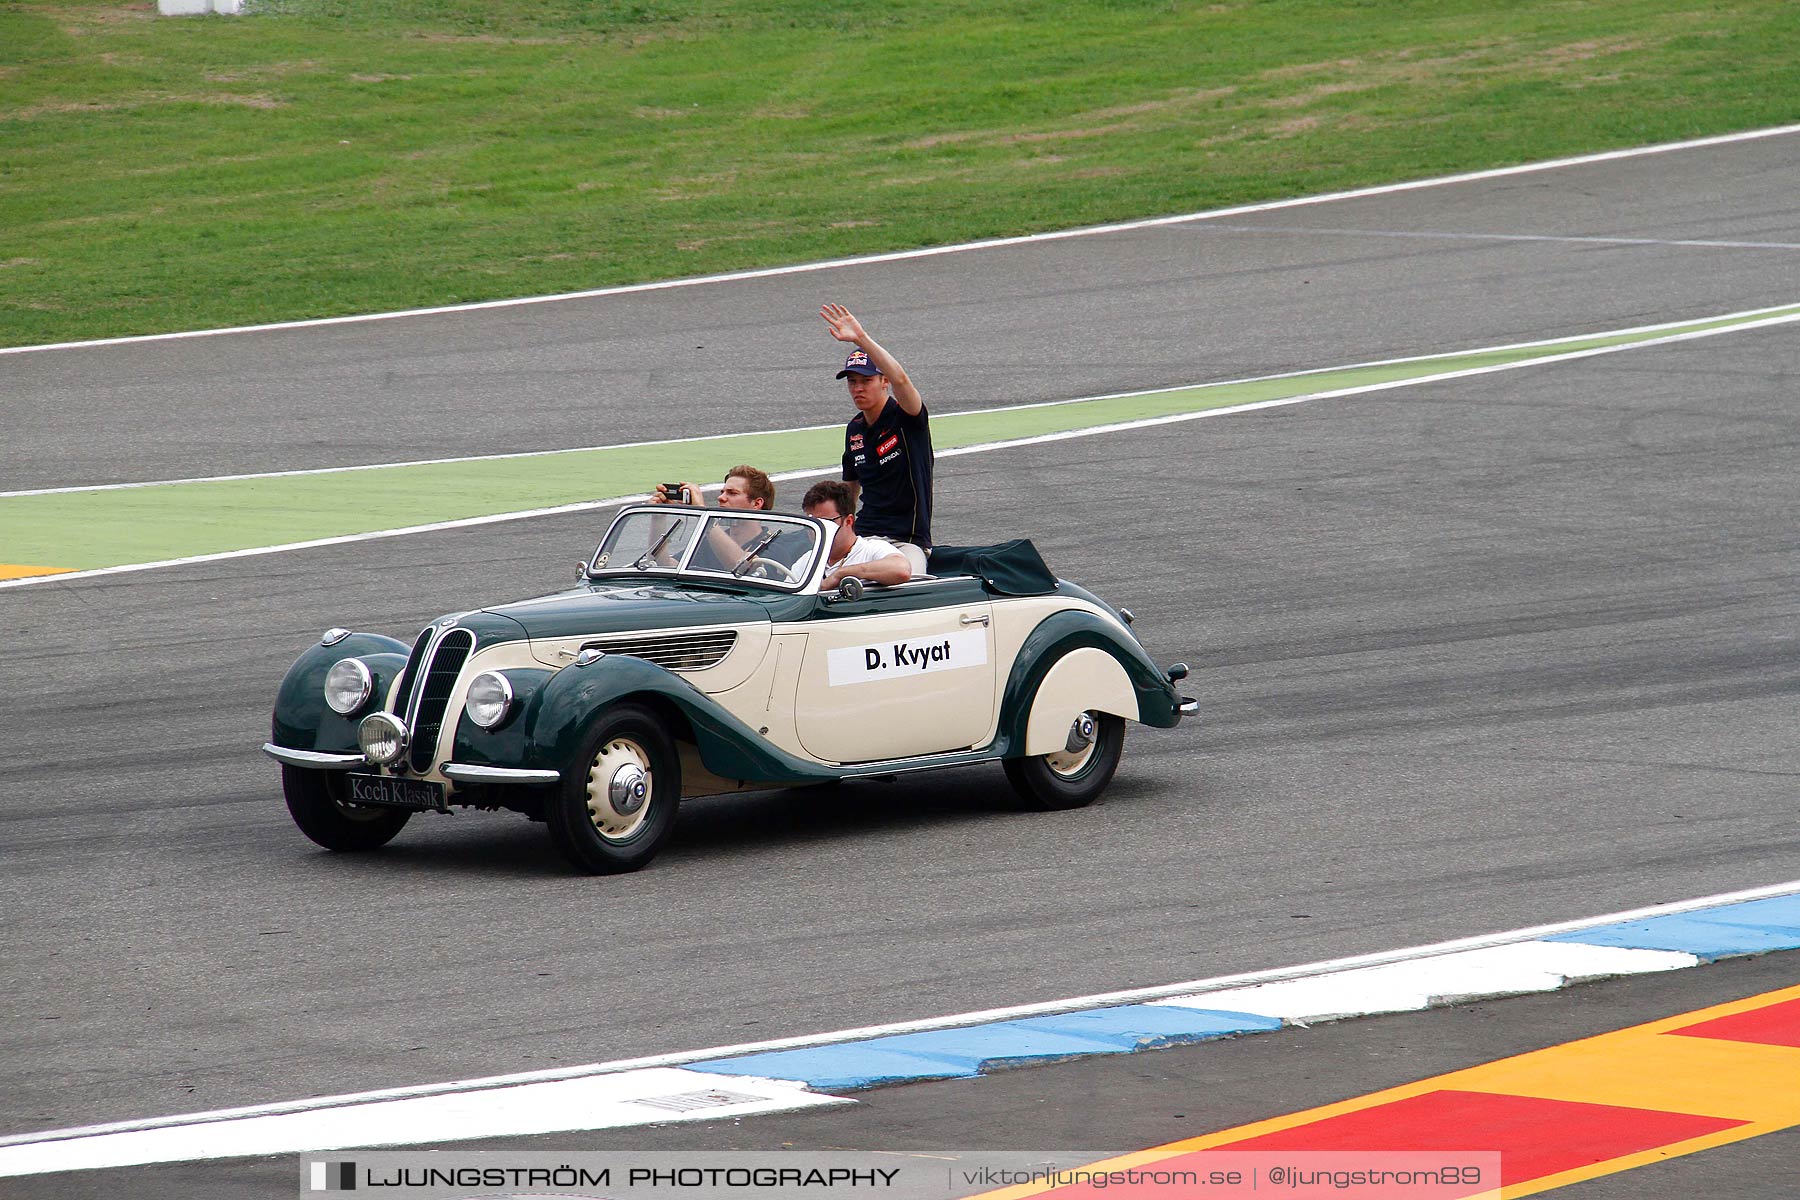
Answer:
[820,302,868,345]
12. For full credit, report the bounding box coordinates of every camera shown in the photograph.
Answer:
[661,483,690,504]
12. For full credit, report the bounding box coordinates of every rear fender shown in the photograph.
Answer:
[1022,647,1138,755]
[998,611,1181,756]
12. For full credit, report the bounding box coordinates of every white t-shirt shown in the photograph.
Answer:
[827,534,905,574]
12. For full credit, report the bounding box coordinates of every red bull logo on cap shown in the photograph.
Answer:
[837,349,882,377]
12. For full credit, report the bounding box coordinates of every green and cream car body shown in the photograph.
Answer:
[265,504,1195,873]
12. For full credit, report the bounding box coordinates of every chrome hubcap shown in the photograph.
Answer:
[1045,712,1100,777]
[609,763,648,814]
[1065,712,1096,753]
[586,738,654,840]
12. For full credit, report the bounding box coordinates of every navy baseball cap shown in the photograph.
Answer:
[836,349,883,378]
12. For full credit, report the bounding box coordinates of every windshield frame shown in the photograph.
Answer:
[586,505,829,593]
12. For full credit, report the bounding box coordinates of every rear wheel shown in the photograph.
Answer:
[282,765,411,851]
[1003,710,1125,811]
[546,704,682,874]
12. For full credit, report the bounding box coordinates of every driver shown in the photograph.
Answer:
[801,480,913,591]
[648,465,808,574]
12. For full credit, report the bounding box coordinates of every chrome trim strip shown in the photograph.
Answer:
[1178,699,1199,715]
[838,748,994,779]
[262,743,364,769]
[871,576,955,590]
[442,763,562,784]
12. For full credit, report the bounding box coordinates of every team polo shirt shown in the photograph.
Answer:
[842,398,933,548]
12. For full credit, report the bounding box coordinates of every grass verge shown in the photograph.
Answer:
[2,0,1797,347]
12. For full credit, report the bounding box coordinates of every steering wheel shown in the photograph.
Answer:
[743,557,797,583]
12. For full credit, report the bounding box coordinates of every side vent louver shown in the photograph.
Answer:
[587,629,737,672]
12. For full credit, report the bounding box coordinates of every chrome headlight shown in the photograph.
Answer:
[464,671,513,729]
[358,712,408,765]
[324,658,373,715]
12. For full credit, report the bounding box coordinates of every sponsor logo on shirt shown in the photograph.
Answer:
[849,434,864,451]
[876,433,899,457]
[826,629,988,686]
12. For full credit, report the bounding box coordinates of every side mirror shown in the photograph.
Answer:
[838,576,864,601]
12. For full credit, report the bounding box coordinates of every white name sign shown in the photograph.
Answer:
[827,629,988,686]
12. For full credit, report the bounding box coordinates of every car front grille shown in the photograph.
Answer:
[393,626,433,713]
[588,629,737,672]
[406,627,474,772]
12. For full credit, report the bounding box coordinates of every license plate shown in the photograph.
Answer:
[346,773,444,811]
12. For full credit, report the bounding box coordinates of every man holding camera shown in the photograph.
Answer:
[822,304,933,577]
[652,466,774,515]
[647,465,803,573]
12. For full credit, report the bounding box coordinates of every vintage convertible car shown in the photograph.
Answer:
[263,504,1196,873]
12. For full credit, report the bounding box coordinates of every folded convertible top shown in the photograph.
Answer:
[927,539,1058,596]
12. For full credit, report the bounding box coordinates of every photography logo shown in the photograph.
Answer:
[308,1161,357,1191]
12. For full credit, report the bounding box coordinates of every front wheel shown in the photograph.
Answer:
[546,704,682,874]
[282,765,411,851]
[1003,711,1125,811]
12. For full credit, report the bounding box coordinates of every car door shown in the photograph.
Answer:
[791,579,997,764]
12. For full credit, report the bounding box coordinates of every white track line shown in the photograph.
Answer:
[4,877,1796,1154]
[0,1070,849,1177]
[6,301,1796,592]
[932,305,1800,459]
[1204,224,1800,252]
[4,122,1797,357]
[1152,943,1698,1024]
[8,299,1793,501]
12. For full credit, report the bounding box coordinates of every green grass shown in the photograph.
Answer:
[2,0,1796,347]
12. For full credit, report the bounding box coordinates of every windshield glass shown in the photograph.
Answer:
[590,511,699,574]
[589,508,821,588]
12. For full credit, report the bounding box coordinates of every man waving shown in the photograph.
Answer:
[822,303,933,576]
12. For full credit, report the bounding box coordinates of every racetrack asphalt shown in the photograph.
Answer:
[2,130,1797,1196]
[4,131,1799,489]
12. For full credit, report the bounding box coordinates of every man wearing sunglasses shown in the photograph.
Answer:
[801,480,913,592]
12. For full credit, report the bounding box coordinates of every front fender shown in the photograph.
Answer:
[270,633,410,754]
[998,610,1182,754]
[453,655,839,788]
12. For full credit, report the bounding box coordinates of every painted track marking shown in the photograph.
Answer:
[1,880,1794,1176]
[5,300,1798,588]
[964,984,1800,1198]
[1202,223,1800,252]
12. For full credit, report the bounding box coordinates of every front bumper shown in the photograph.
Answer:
[262,742,559,784]
[262,743,363,769]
